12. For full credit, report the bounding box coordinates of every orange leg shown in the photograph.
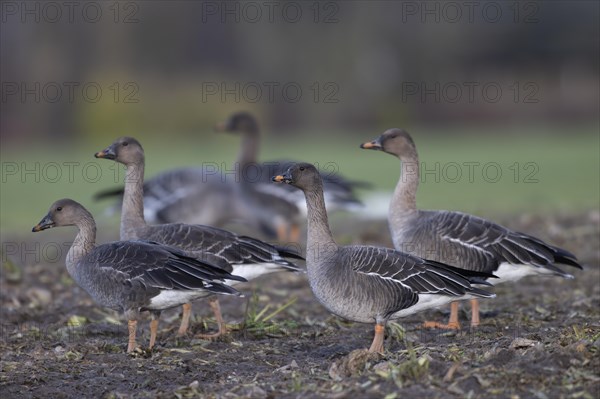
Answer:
[368,323,386,354]
[127,320,137,353]
[423,302,461,330]
[470,299,480,328]
[276,223,288,242]
[288,224,301,243]
[197,298,228,339]
[177,303,192,336]
[149,318,159,349]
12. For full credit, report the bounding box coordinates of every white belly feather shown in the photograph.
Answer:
[229,263,288,282]
[148,290,213,310]
[392,293,479,319]
[493,262,572,284]
[147,262,289,310]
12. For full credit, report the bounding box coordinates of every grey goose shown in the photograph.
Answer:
[95,137,304,338]
[93,135,243,229]
[93,115,364,242]
[272,163,495,353]
[95,166,236,227]
[360,128,582,329]
[216,111,366,241]
[32,199,245,352]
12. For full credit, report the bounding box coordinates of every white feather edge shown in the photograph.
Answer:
[148,262,291,309]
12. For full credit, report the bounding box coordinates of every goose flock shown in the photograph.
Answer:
[31,113,582,354]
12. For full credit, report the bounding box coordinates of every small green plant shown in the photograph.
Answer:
[398,341,430,381]
[1,251,22,283]
[572,325,586,340]
[234,291,298,337]
[387,322,406,342]
[376,342,430,388]
[289,371,303,392]
[445,344,464,362]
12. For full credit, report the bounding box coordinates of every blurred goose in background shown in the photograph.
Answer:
[216,111,366,241]
[95,166,233,227]
[272,163,495,353]
[94,163,238,228]
[95,137,304,338]
[95,163,279,239]
[360,129,583,329]
[32,199,245,352]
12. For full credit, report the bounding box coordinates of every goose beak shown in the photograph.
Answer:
[360,138,383,150]
[272,173,292,184]
[32,214,55,232]
[94,146,116,160]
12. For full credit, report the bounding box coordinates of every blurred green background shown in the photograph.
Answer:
[1,1,599,235]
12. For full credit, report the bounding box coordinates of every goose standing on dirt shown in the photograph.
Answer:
[360,129,582,329]
[216,111,366,242]
[32,199,245,352]
[272,163,495,353]
[95,137,304,338]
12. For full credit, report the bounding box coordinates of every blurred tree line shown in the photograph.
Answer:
[1,1,598,144]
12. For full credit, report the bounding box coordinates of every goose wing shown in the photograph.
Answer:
[345,245,488,297]
[143,224,304,272]
[86,241,243,294]
[421,211,582,274]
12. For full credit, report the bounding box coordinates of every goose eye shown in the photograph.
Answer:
[56,207,63,211]
[122,142,128,146]
[299,167,305,171]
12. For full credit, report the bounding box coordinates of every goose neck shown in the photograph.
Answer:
[237,130,260,174]
[121,160,146,239]
[389,150,419,218]
[66,212,97,275]
[304,185,337,260]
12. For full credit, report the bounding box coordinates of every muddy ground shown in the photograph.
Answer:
[1,211,599,398]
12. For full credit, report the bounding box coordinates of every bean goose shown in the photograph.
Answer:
[94,135,251,230]
[32,199,245,352]
[95,166,236,227]
[360,129,583,329]
[272,163,495,353]
[93,153,294,240]
[95,137,304,338]
[215,111,366,241]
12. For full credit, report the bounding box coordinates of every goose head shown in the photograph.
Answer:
[32,199,89,232]
[214,111,259,135]
[360,128,416,159]
[95,137,144,166]
[272,162,322,192]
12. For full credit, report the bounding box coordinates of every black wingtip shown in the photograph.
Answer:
[538,263,579,279]
[227,274,248,283]
[205,281,243,296]
[165,245,249,283]
[428,261,497,281]
[274,245,305,261]
[93,186,124,201]
[554,252,583,270]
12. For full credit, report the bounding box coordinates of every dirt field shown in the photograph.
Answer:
[1,211,599,398]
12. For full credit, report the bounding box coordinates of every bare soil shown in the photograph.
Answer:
[1,211,599,398]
